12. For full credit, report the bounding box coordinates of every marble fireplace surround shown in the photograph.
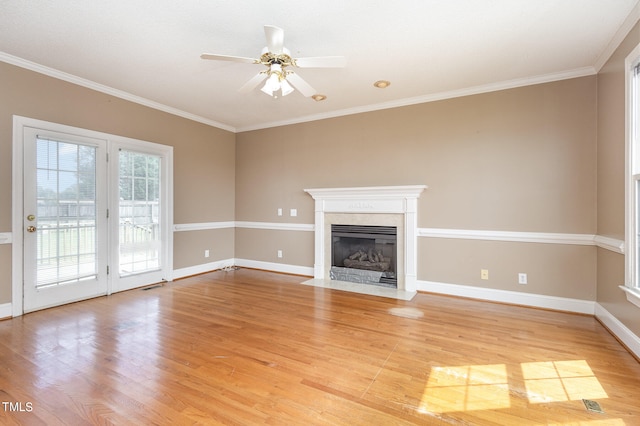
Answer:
[304,185,426,292]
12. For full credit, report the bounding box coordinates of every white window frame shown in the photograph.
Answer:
[623,42,640,309]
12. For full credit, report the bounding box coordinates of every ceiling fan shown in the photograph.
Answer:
[201,25,346,99]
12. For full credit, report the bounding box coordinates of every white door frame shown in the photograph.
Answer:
[12,115,173,316]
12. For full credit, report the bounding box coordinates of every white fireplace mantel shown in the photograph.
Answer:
[304,185,426,292]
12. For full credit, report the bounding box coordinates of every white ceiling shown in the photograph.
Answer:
[1,1,639,132]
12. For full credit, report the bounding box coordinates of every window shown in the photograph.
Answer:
[624,43,640,308]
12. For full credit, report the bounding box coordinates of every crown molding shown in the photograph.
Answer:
[236,67,596,132]
[0,51,237,133]
[594,1,640,71]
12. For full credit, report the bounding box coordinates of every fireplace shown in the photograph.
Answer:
[304,185,426,293]
[331,224,397,287]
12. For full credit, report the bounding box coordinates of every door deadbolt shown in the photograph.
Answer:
[26,226,36,233]
[27,214,35,221]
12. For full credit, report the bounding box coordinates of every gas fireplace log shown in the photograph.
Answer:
[345,248,387,264]
[343,257,391,272]
[348,251,361,260]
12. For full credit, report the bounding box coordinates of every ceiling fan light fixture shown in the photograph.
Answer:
[374,80,391,89]
[261,74,279,96]
[260,86,273,96]
[311,94,327,101]
[260,63,296,97]
[280,79,294,96]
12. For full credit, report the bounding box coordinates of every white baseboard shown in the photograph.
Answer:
[234,259,314,277]
[0,302,12,319]
[417,280,595,314]
[173,258,313,278]
[172,258,235,280]
[595,303,640,359]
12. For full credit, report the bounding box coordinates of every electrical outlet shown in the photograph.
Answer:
[204,249,210,258]
[290,208,297,217]
[481,269,489,280]
[277,250,283,258]
[518,273,528,284]
[277,208,283,216]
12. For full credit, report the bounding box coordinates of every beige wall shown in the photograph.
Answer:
[596,21,640,337]
[236,77,598,300]
[174,229,235,269]
[235,228,314,267]
[0,62,235,304]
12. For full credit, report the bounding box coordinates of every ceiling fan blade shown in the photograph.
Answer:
[264,25,284,54]
[201,53,256,64]
[238,72,267,93]
[286,72,316,97]
[294,56,347,68]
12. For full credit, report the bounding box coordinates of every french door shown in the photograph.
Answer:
[110,147,168,292]
[16,117,173,314]
[22,127,108,312]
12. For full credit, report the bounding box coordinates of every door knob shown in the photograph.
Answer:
[27,226,36,233]
[27,214,35,221]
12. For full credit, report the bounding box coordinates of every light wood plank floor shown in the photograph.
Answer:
[1,268,639,425]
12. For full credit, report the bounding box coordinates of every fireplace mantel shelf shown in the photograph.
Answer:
[304,185,427,200]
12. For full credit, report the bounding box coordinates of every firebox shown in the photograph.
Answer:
[330,224,397,288]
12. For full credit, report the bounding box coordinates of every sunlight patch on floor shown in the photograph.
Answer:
[419,364,510,413]
[521,360,607,403]
[418,359,613,422]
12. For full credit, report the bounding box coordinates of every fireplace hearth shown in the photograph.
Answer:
[331,224,397,287]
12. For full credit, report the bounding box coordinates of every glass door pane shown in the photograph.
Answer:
[36,138,98,287]
[118,150,161,276]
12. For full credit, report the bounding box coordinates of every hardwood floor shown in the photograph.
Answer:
[1,268,639,425]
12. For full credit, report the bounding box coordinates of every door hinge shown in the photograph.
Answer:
[107,266,110,275]
[106,152,109,162]
[106,209,109,218]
